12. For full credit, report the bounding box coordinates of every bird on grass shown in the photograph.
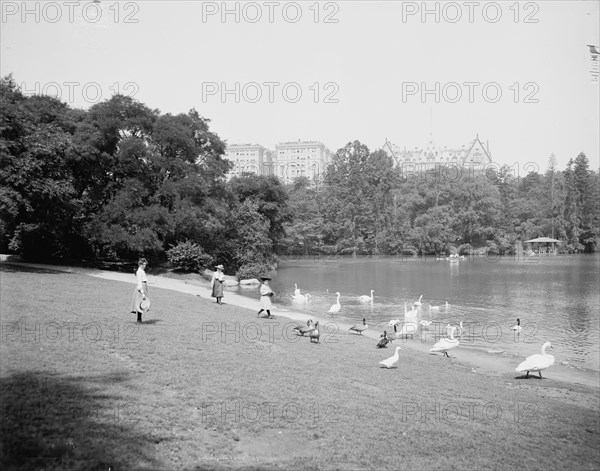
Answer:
[358,290,374,303]
[511,318,522,334]
[377,331,393,348]
[393,321,419,339]
[515,342,555,379]
[328,292,341,315]
[310,322,320,343]
[379,346,402,368]
[296,320,315,336]
[349,318,368,335]
[429,324,459,357]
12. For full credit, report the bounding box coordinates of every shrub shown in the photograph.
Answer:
[457,244,472,255]
[236,262,273,281]
[166,240,213,272]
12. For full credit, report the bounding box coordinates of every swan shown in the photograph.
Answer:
[394,321,419,339]
[327,292,341,315]
[430,301,448,311]
[429,325,459,357]
[376,331,393,348]
[349,318,368,335]
[297,320,315,336]
[294,283,301,297]
[379,346,402,368]
[309,322,320,343]
[404,303,418,322]
[413,295,423,307]
[305,293,312,300]
[516,342,555,379]
[419,320,432,328]
[388,318,401,328]
[358,290,374,303]
[511,318,522,334]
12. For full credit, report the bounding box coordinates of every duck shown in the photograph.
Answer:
[327,292,341,315]
[394,321,419,339]
[429,325,459,357]
[511,318,522,334]
[515,342,555,379]
[349,318,368,335]
[413,294,423,307]
[309,322,320,343]
[379,346,402,368]
[294,283,301,297]
[358,290,374,303]
[296,320,315,336]
[376,331,393,348]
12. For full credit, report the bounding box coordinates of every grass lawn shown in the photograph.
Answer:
[1,263,599,470]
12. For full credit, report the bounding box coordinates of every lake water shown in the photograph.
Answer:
[235,254,600,373]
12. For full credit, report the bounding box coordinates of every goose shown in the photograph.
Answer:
[511,318,522,334]
[413,295,423,307]
[309,322,320,343]
[293,319,312,332]
[358,290,374,303]
[349,318,368,335]
[379,346,402,368]
[376,331,393,348]
[515,342,555,379]
[395,321,419,339]
[429,325,459,357]
[297,320,315,336]
[294,283,301,297]
[327,292,341,315]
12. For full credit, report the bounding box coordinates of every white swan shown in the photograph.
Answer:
[429,325,459,357]
[349,318,368,335]
[404,303,418,322]
[394,321,419,339]
[388,318,401,328]
[511,318,522,334]
[327,292,341,315]
[305,293,312,301]
[430,301,448,311]
[294,283,301,297]
[515,342,555,379]
[419,320,432,328]
[413,295,423,307]
[358,290,374,303]
[379,346,402,368]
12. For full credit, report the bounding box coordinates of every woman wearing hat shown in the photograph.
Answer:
[257,276,275,319]
[211,265,225,305]
[130,258,149,323]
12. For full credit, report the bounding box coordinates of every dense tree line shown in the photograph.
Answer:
[1,76,598,278]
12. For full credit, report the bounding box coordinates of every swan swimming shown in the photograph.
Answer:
[429,324,459,357]
[294,283,301,297]
[379,346,402,368]
[358,290,374,303]
[327,292,341,315]
[515,342,555,379]
[413,295,423,307]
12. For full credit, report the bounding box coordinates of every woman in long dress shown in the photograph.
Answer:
[257,276,274,319]
[130,258,148,323]
[211,264,225,305]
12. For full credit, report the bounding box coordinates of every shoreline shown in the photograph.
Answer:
[3,260,599,391]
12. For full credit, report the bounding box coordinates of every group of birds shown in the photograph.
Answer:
[290,283,556,378]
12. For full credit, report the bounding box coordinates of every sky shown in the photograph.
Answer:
[2,0,599,173]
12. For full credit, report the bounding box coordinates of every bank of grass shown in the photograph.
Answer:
[1,263,599,470]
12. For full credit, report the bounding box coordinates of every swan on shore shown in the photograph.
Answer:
[294,283,301,297]
[430,324,459,357]
[515,342,555,379]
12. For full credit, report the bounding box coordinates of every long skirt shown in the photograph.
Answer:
[130,282,148,314]
[211,280,224,298]
[260,294,272,310]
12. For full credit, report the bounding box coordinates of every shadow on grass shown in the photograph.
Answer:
[0,263,69,275]
[1,370,161,470]
[140,319,162,325]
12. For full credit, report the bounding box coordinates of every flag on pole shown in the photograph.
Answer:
[588,45,599,82]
